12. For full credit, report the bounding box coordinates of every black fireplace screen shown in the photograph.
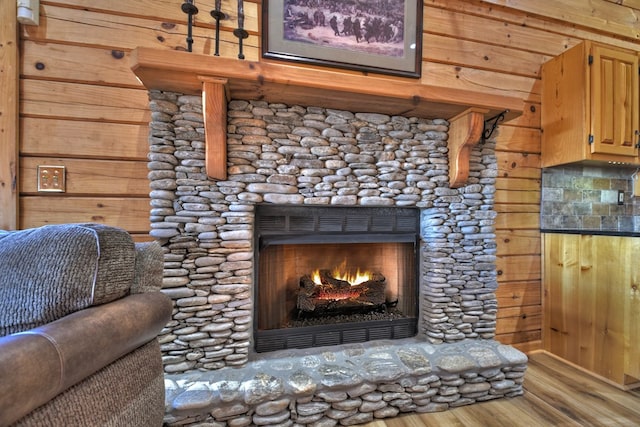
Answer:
[254,205,419,352]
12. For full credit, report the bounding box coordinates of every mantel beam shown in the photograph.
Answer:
[130,48,522,186]
[130,47,522,122]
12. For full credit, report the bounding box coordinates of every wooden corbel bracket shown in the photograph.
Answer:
[447,108,489,188]
[200,76,229,180]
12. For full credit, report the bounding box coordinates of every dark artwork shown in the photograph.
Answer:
[283,0,406,57]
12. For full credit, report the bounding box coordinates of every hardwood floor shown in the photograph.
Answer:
[362,351,640,426]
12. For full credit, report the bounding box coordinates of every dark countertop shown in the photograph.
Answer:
[541,229,640,238]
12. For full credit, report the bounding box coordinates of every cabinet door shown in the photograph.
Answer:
[591,236,628,384]
[590,45,640,157]
[625,238,640,381]
[544,234,638,387]
[544,234,584,361]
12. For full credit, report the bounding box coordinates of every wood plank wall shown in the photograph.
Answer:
[5,0,640,351]
[0,0,19,230]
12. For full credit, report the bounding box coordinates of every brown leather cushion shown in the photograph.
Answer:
[0,223,135,337]
[0,291,173,426]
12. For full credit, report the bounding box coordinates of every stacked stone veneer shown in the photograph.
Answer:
[147,90,526,425]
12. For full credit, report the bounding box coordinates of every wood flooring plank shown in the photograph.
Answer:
[360,352,640,426]
[529,353,640,419]
[451,397,563,427]
[408,411,467,427]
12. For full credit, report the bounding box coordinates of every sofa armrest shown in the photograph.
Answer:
[0,291,172,426]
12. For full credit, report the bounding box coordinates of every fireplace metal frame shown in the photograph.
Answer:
[255,318,418,353]
[253,204,420,352]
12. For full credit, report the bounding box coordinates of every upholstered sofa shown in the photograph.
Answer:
[0,223,172,427]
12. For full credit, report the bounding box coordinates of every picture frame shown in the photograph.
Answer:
[262,0,423,78]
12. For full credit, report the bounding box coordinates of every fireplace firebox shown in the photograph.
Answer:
[254,205,419,352]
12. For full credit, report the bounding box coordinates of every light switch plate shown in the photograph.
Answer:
[37,165,66,192]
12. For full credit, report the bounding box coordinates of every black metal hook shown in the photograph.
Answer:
[482,109,509,143]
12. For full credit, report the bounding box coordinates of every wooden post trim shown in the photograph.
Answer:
[201,77,228,181]
[0,0,19,229]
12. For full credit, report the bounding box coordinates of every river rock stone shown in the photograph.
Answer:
[147,93,525,427]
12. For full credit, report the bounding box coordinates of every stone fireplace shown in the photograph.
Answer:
[147,91,528,426]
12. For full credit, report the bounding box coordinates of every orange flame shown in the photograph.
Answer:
[330,267,371,286]
[311,260,372,286]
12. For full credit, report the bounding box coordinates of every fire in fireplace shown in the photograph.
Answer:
[298,262,387,317]
[254,205,419,352]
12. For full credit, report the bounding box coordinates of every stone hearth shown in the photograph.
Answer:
[146,91,527,426]
[164,339,526,426]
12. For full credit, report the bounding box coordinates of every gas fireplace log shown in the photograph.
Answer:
[297,270,387,317]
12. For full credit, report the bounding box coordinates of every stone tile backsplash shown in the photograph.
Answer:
[541,164,640,232]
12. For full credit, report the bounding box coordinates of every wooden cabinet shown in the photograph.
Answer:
[543,233,640,389]
[627,256,640,381]
[541,41,640,167]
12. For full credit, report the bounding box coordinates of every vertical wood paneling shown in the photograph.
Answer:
[0,0,19,229]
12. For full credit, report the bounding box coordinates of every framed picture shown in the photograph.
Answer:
[262,0,423,78]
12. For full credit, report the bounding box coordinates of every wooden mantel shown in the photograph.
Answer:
[130,47,522,185]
